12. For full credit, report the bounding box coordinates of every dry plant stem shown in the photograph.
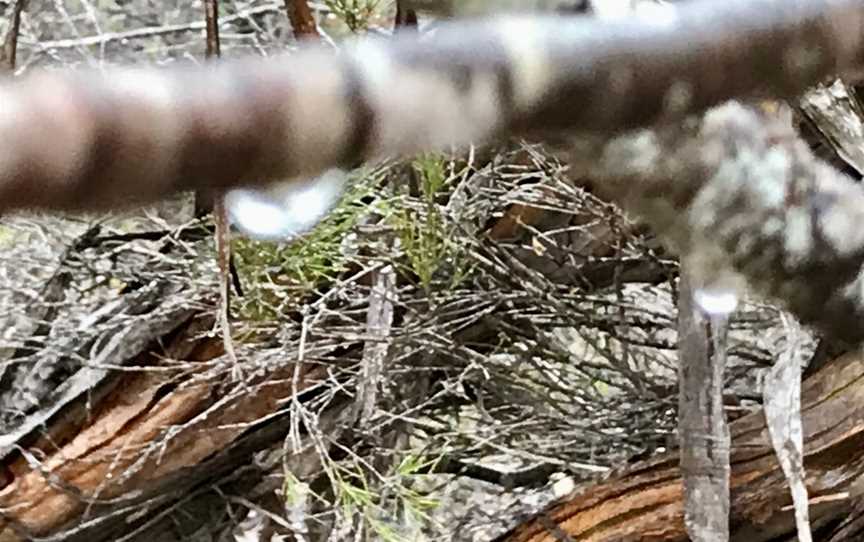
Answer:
[394,0,418,29]
[677,269,730,542]
[0,0,26,72]
[0,0,863,213]
[565,102,864,345]
[352,265,395,425]
[215,198,240,376]
[204,0,240,375]
[764,315,812,542]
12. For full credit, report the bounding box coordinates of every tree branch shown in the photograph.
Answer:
[0,0,862,213]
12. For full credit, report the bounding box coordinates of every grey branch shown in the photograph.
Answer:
[678,269,731,542]
[0,0,863,213]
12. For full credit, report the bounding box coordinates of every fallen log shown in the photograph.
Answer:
[501,349,864,542]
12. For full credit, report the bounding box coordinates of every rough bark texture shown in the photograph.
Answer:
[283,0,320,38]
[677,270,730,542]
[799,80,864,178]
[500,350,864,542]
[0,313,330,541]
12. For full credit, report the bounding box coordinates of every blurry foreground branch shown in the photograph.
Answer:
[562,103,864,344]
[0,0,861,213]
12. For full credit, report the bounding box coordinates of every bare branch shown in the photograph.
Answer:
[203,0,241,380]
[352,265,395,425]
[765,314,812,542]
[0,0,27,72]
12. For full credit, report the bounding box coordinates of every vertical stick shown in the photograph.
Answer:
[677,268,731,541]
[0,0,27,72]
[395,0,418,29]
[204,0,240,376]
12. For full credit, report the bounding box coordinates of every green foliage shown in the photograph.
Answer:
[413,153,449,197]
[394,452,442,518]
[233,168,385,324]
[324,452,441,541]
[391,153,470,292]
[233,154,472,330]
[323,0,382,32]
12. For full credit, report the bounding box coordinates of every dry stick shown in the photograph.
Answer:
[394,0,418,30]
[677,270,731,542]
[764,315,812,542]
[352,265,395,425]
[0,0,27,71]
[203,0,241,379]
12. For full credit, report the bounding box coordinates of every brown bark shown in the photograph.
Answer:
[500,350,864,542]
[0,313,328,541]
[0,0,26,72]
[284,0,320,38]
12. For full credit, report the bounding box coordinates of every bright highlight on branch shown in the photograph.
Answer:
[225,170,347,241]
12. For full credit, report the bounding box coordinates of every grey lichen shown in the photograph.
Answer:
[565,101,864,343]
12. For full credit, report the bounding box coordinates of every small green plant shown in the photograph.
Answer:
[394,452,442,522]
[303,451,442,541]
[334,463,376,513]
[233,167,386,325]
[324,0,381,32]
[393,153,471,292]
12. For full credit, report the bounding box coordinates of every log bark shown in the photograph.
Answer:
[0,313,329,541]
[500,350,864,542]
